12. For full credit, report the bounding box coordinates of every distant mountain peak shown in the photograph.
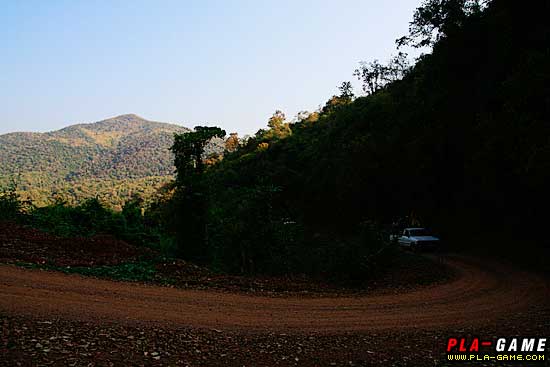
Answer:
[49,114,188,139]
[103,114,148,122]
[118,113,143,118]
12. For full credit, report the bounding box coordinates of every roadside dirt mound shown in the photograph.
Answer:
[0,221,153,267]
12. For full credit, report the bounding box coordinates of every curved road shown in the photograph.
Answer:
[0,257,547,334]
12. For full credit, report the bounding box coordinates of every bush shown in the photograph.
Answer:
[0,187,22,220]
[26,197,170,253]
[29,198,124,237]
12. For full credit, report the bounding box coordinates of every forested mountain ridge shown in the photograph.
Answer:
[0,114,189,208]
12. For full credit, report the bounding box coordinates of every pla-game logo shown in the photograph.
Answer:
[445,337,547,363]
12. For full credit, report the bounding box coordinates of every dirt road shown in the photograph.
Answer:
[1,257,547,334]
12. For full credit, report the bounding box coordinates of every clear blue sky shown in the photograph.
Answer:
[1,0,421,135]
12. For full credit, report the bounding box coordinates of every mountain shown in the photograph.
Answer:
[0,114,189,208]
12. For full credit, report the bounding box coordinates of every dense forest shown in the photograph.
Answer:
[1,0,548,280]
[160,0,549,277]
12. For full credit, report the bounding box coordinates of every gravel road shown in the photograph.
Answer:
[0,257,547,333]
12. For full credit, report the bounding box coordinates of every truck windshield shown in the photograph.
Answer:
[409,229,429,236]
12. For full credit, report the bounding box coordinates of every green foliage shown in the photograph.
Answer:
[308,222,396,284]
[262,111,292,140]
[16,260,158,282]
[168,126,227,262]
[63,261,157,282]
[0,189,180,264]
[206,183,301,274]
[167,112,393,279]
[171,126,226,183]
[28,198,124,237]
[18,197,172,252]
[0,186,22,220]
[321,83,355,115]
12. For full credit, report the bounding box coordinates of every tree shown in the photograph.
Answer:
[385,52,409,83]
[169,126,226,263]
[338,81,354,101]
[354,60,385,95]
[264,110,292,140]
[294,110,312,122]
[321,82,355,114]
[267,110,286,130]
[171,126,226,185]
[396,0,486,48]
[225,133,240,153]
[354,53,409,95]
[0,186,22,220]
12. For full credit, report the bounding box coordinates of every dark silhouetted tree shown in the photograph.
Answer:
[171,126,226,185]
[354,53,409,95]
[338,81,354,100]
[396,0,486,48]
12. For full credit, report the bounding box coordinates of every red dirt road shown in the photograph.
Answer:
[1,257,547,334]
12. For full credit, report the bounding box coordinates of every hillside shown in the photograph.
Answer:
[0,114,189,208]
[165,0,550,275]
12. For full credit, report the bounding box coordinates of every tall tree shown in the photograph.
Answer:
[321,82,355,114]
[225,133,240,153]
[169,126,226,263]
[354,53,409,95]
[396,0,486,48]
[267,110,286,130]
[264,110,291,140]
[171,126,226,185]
[338,81,354,101]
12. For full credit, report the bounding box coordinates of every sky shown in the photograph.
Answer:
[1,0,422,135]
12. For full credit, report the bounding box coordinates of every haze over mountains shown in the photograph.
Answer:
[0,114,189,208]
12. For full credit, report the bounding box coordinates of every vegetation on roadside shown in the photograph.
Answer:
[16,260,159,282]
[0,187,176,256]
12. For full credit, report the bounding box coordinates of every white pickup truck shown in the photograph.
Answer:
[392,227,440,251]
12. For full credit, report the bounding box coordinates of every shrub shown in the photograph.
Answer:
[0,187,22,220]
